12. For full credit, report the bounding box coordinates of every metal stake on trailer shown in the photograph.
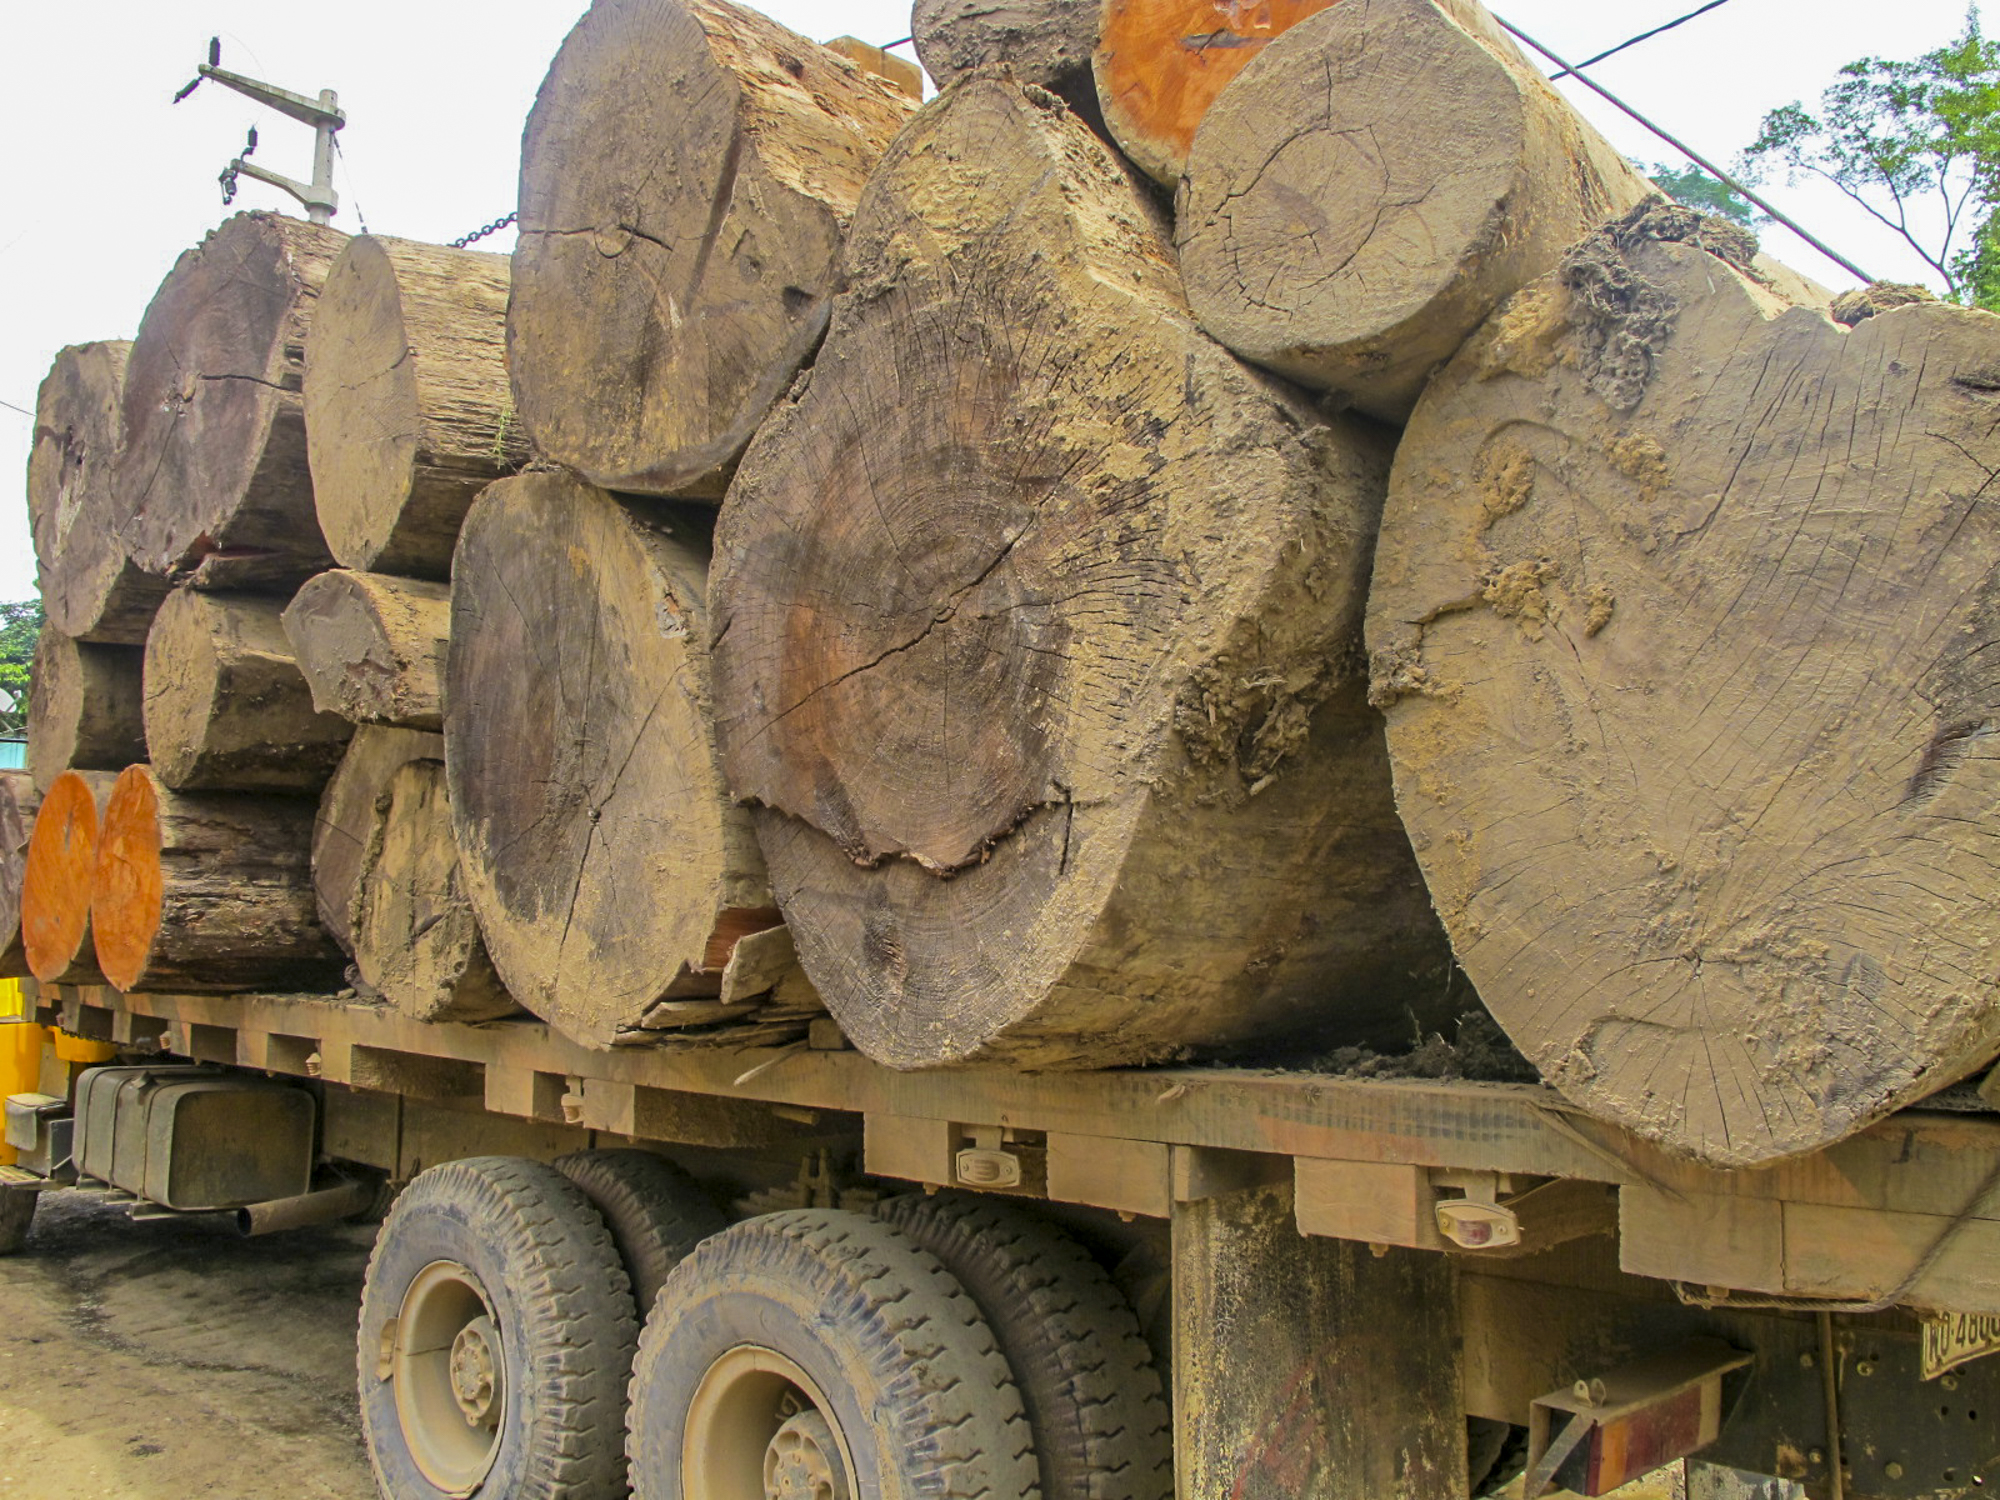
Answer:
[173,38,344,226]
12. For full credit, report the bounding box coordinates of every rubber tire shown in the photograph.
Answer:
[627,1208,1040,1500]
[357,1156,638,1500]
[0,1185,37,1255]
[876,1191,1173,1500]
[553,1150,725,1313]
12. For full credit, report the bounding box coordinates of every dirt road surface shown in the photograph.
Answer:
[0,1189,377,1498]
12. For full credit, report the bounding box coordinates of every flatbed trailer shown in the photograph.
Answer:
[7,977,2000,1500]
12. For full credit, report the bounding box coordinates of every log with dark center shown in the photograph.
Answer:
[28,341,167,643]
[912,0,1106,130]
[510,0,916,497]
[1094,0,1340,186]
[281,570,449,730]
[21,770,119,985]
[304,235,527,579]
[351,759,516,1023]
[1366,207,2000,1167]
[27,634,146,791]
[1176,0,1649,422]
[144,587,354,794]
[91,765,342,994]
[710,77,1453,1071]
[446,472,774,1049]
[0,773,42,979]
[314,725,445,957]
[117,212,346,590]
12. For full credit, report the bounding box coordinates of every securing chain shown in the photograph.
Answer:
[450,212,518,249]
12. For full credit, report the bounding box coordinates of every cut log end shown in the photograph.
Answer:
[0,773,39,979]
[27,634,147,791]
[315,726,446,956]
[89,766,164,993]
[281,570,450,731]
[23,770,117,985]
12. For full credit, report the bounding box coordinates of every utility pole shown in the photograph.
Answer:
[173,39,345,225]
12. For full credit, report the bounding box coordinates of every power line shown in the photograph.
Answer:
[1548,0,1740,81]
[1493,12,1874,284]
[0,399,32,420]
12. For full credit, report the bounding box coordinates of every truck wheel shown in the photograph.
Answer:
[627,1209,1040,1500]
[0,1186,37,1255]
[357,1157,638,1500]
[554,1149,726,1313]
[876,1191,1173,1500]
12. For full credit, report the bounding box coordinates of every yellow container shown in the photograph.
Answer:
[0,1014,47,1167]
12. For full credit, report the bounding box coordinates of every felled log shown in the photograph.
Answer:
[0,773,42,979]
[117,212,346,590]
[351,759,515,1023]
[314,725,445,956]
[28,341,168,643]
[913,0,1105,129]
[1177,0,1649,422]
[823,37,924,100]
[510,0,916,497]
[304,235,527,579]
[1366,204,2000,1167]
[281,571,449,730]
[144,587,353,794]
[21,770,119,985]
[710,78,1453,1071]
[1094,0,1338,185]
[27,634,146,791]
[447,472,774,1049]
[91,765,341,994]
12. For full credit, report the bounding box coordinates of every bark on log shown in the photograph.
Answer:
[1177,0,1650,422]
[27,634,147,791]
[0,773,42,980]
[352,759,516,1023]
[21,770,119,985]
[446,472,774,1049]
[117,212,346,591]
[314,725,445,956]
[144,587,354,794]
[1094,0,1339,185]
[304,235,527,579]
[281,571,449,730]
[510,0,917,497]
[91,765,342,994]
[710,78,1453,1070]
[1365,205,2000,1167]
[912,0,1106,129]
[28,341,168,643]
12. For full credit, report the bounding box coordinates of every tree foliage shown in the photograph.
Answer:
[0,599,42,736]
[1744,10,2000,306]
[1647,162,1764,226]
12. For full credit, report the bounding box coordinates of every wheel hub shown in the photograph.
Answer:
[449,1316,500,1427]
[763,1409,850,1500]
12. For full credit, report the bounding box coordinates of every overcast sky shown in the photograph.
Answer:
[0,0,1984,602]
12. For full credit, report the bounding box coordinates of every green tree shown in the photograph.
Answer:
[1743,9,2000,306]
[0,599,42,736]
[1647,162,1764,226]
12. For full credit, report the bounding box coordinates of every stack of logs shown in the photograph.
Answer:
[10,0,1999,1171]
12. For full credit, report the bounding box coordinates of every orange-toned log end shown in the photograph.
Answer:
[89,765,163,994]
[699,908,785,973]
[22,770,114,983]
[1094,0,1340,184]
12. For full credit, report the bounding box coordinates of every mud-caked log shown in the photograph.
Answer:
[28,341,168,643]
[1367,204,2000,1167]
[710,78,1453,1071]
[447,472,774,1049]
[27,634,146,791]
[117,212,346,590]
[91,765,341,994]
[351,759,515,1023]
[1177,0,1650,422]
[314,726,445,958]
[304,235,527,579]
[1094,0,1339,185]
[0,773,42,979]
[21,770,120,985]
[282,570,449,731]
[913,0,1106,129]
[144,587,353,794]
[510,0,916,497]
